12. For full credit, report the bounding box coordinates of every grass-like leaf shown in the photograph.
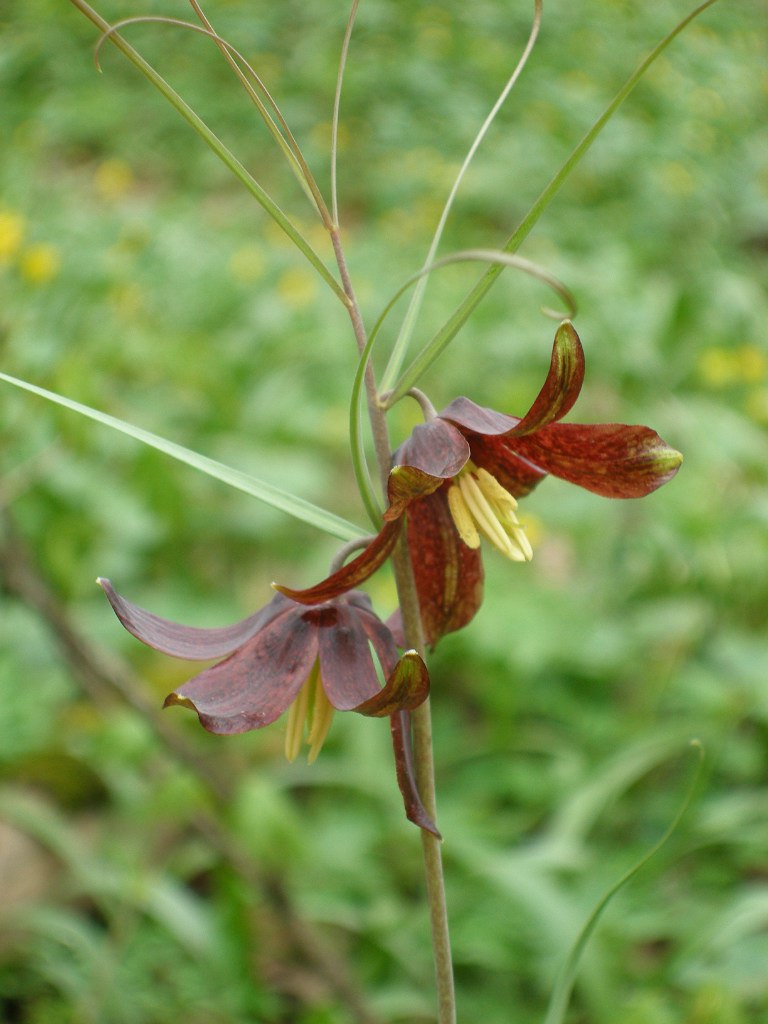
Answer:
[541,740,706,1024]
[68,0,345,302]
[379,0,543,395]
[0,372,366,542]
[387,0,722,405]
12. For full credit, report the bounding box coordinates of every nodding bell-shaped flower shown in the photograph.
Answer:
[98,579,438,833]
[98,579,428,749]
[279,322,683,649]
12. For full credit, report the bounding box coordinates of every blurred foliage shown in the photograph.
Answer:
[1,0,767,1021]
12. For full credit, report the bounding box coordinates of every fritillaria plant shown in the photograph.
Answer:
[1,1,722,1020]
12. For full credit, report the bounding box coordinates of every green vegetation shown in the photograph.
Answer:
[1,1,767,1021]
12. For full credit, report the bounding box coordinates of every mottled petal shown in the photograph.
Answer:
[353,650,430,717]
[316,602,383,710]
[98,578,286,659]
[355,601,401,677]
[393,488,484,648]
[465,434,548,499]
[390,711,441,837]
[386,419,470,521]
[510,320,585,434]
[164,605,318,734]
[439,321,585,438]
[510,421,684,497]
[273,519,401,605]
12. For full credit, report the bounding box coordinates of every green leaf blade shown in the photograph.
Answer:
[0,372,366,542]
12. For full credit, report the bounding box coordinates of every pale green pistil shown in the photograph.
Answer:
[284,660,335,764]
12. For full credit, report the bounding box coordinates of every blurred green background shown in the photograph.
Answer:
[1,1,767,1022]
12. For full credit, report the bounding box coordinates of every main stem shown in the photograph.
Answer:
[330,227,456,1024]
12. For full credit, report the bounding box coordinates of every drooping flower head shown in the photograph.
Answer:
[98,579,428,752]
[98,579,437,832]
[280,322,683,647]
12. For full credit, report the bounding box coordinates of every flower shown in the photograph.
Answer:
[19,243,61,285]
[98,579,438,833]
[280,322,683,647]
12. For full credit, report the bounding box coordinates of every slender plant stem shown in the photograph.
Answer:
[329,226,456,1023]
[380,0,543,394]
[68,0,346,303]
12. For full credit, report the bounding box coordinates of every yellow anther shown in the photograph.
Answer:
[459,472,517,558]
[307,685,335,765]
[447,466,533,563]
[447,483,480,548]
[475,467,518,513]
[285,660,335,764]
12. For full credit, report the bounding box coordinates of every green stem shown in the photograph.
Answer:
[68,0,346,304]
[385,0,722,405]
[330,228,456,1023]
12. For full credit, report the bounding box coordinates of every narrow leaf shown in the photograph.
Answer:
[542,740,705,1024]
[387,0,722,403]
[68,0,343,301]
[0,372,365,541]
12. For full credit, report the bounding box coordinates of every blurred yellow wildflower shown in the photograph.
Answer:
[698,345,766,388]
[277,267,317,309]
[229,245,266,283]
[0,210,25,264]
[94,158,135,201]
[19,244,61,285]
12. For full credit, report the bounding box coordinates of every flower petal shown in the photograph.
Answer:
[510,320,585,434]
[390,711,441,837]
[164,605,318,734]
[98,578,286,659]
[273,519,401,605]
[316,601,385,710]
[509,421,683,497]
[392,488,484,648]
[353,650,430,717]
[386,419,470,520]
[463,434,548,498]
[439,320,585,438]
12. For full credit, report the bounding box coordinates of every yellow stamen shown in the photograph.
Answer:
[447,464,533,563]
[459,472,518,559]
[284,660,336,764]
[307,684,335,765]
[475,467,518,513]
[447,483,480,548]
[284,662,316,762]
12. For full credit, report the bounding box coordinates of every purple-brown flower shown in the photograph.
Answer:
[281,322,683,647]
[98,579,428,761]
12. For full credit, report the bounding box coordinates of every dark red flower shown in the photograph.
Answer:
[281,322,683,647]
[98,578,427,745]
[98,579,437,832]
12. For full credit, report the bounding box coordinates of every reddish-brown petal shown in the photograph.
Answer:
[386,419,470,521]
[390,710,441,837]
[164,606,318,734]
[509,320,585,434]
[354,601,401,678]
[468,434,548,498]
[439,321,585,438]
[353,650,430,717]
[315,601,386,711]
[98,578,286,659]
[393,488,484,648]
[273,519,401,606]
[509,421,683,498]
